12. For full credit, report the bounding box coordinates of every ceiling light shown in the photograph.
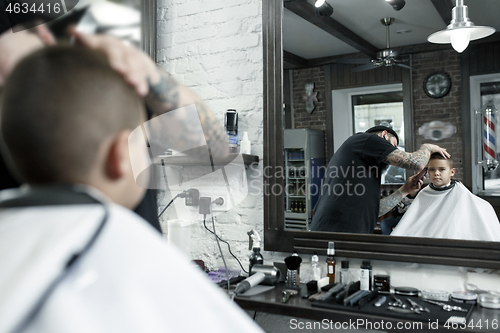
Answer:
[315,0,325,8]
[315,0,333,17]
[386,0,405,11]
[428,0,495,53]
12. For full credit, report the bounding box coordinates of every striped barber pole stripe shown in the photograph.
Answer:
[484,113,496,160]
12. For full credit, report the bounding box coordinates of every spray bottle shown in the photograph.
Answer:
[247,230,264,274]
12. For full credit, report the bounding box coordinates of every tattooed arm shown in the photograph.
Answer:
[379,173,423,217]
[145,72,229,158]
[69,30,229,158]
[383,144,450,171]
[379,190,404,217]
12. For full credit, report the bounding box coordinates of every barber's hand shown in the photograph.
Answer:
[426,144,451,159]
[69,28,160,97]
[400,173,423,197]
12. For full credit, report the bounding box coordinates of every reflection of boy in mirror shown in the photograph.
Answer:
[428,153,455,187]
[391,154,500,241]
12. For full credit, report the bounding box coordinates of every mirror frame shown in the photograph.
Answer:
[141,0,157,60]
[262,0,500,269]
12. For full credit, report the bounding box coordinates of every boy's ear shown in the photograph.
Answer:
[105,131,131,180]
[451,168,456,177]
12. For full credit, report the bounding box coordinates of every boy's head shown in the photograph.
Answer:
[1,46,147,208]
[427,153,455,187]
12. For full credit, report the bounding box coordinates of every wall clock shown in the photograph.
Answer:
[423,71,451,99]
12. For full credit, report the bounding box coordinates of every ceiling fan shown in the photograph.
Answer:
[335,18,412,72]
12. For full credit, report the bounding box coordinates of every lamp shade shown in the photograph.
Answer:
[428,26,495,44]
[427,0,495,53]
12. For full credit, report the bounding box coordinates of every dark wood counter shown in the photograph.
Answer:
[235,284,500,333]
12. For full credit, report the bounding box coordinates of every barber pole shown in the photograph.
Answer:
[482,101,499,171]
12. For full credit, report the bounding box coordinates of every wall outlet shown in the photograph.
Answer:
[210,194,231,212]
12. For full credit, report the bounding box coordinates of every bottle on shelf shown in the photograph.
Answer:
[326,241,336,283]
[240,131,251,155]
[298,180,305,196]
[360,260,373,291]
[340,260,352,284]
[248,230,264,274]
[225,110,238,153]
[311,251,322,281]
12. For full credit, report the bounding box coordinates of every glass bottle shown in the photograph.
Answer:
[326,241,336,283]
[340,260,352,284]
[311,252,322,281]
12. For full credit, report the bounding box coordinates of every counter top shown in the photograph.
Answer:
[234,284,500,333]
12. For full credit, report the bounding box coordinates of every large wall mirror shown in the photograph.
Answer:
[262,0,500,269]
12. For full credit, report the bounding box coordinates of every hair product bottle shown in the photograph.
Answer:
[311,251,322,281]
[248,230,263,274]
[326,241,336,283]
[225,110,238,153]
[340,260,352,284]
[360,260,372,291]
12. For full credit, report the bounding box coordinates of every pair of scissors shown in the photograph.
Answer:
[388,296,407,309]
[407,298,430,313]
[422,299,468,312]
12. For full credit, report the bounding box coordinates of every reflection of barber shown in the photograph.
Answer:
[311,125,450,234]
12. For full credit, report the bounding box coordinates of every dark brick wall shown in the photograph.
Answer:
[292,66,327,159]
[412,50,463,181]
[291,50,464,181]
[292,66,326,131]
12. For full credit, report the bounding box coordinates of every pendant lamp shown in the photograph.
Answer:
[427,0,495,53]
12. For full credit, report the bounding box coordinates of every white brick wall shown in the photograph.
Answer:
[157,0,266,272]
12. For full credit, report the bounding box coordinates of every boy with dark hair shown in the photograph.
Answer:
[391,153,500,241]
[0,46,262,333]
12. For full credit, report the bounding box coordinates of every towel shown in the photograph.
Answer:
[391,181,500,241]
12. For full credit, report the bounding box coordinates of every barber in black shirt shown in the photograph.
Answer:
[311,125,450,234]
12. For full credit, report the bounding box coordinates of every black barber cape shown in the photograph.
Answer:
[311,133,397,234]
